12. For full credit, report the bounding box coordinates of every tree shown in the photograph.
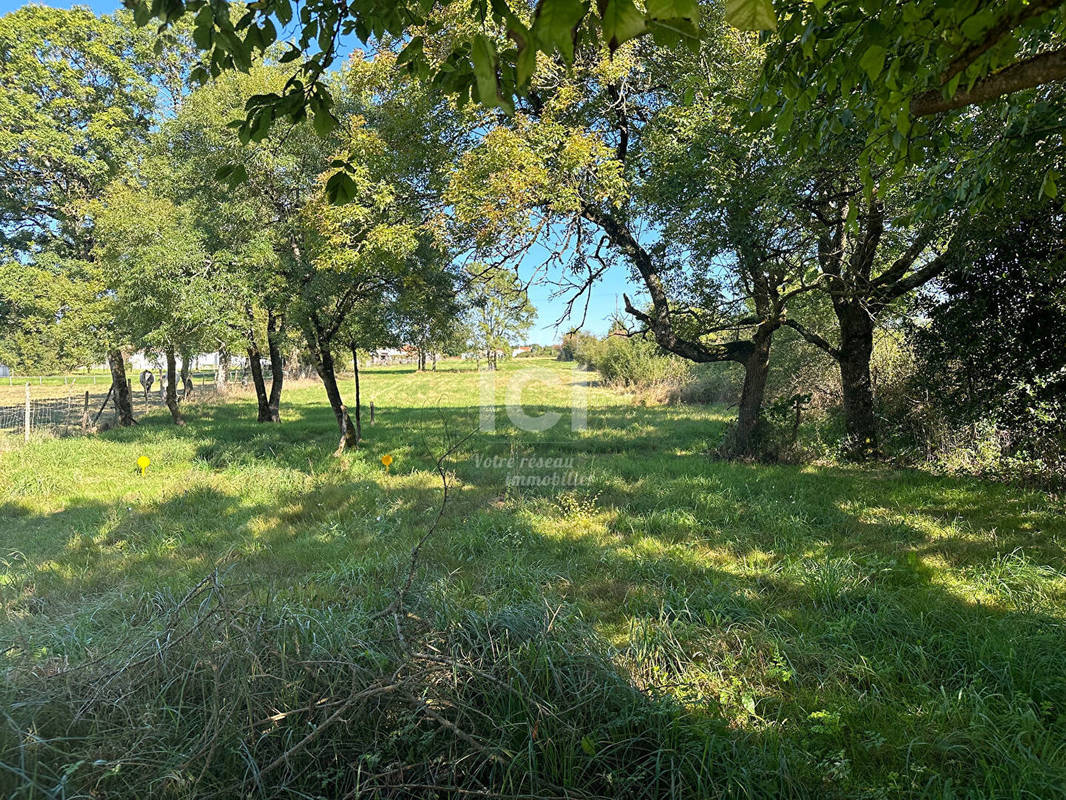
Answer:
[0,6,155,259]
[394,256,465,371]
[447,16,819,455]
[166,66,332,423]
[282,51,469,452]
[0,5,162,424]
[776,174,964,458]
[0,253,101,374]
[91,180,224,426]
[909,203,1066,452]
[123,0,777,162]
[465,268,536,370]
[759,1,1066,204]
[294,187,417,452]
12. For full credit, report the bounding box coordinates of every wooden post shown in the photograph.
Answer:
[24,383,30,443]
[370,401,375,425]
[82,390,89,433]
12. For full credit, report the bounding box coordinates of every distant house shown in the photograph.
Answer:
[512,345,533,357]
[0,364,9,378]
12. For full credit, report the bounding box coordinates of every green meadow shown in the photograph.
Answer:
[3,359,1065,798]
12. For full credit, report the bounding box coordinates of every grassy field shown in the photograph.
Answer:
[2,359,1066,798]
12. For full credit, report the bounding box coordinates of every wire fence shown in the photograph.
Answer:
[0,372,232,440]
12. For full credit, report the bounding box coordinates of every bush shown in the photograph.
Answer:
[594,336,691,387]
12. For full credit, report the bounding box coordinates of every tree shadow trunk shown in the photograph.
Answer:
[165,347,185,426]
[107,349,136,427]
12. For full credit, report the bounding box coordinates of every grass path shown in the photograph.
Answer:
[3,359,1066,797]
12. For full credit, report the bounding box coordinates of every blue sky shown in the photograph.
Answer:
[2,0,647,342]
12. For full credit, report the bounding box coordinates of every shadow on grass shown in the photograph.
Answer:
[3,389,1066,796]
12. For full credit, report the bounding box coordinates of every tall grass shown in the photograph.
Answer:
[3,361,1066,798]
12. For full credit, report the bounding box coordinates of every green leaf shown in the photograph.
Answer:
[215,163,248,188]
[859,44,886,81]
[471,34,498,105]
[313,107,338,137]
[532,0,589,63]
[724,0,776,31]
[579,735,596,755]
[396,36,424,67]
[516,38,537,87]
[325,171,358,205]
[645,0,698,20]
[278,43,302,63]
[1041,168,1059,199]
[742,693,757,716]
[598,0,646,51]
[961,9,995,42]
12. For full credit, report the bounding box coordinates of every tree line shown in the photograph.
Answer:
[1,0,1064,461]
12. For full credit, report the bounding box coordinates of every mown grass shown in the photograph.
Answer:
[2,359,1066,798]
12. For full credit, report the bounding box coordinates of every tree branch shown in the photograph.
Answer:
[913,46,1066,116]
[782,319,842,361]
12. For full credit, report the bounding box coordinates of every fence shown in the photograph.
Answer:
[0,373,224,440]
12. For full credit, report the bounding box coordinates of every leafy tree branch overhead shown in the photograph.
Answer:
[122,0,775,201]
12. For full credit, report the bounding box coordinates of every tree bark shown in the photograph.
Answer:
[180,353,193,399]
[246,341,272,423]
[311,343,357,453]
[836,304,879,459]
[164,347,186,426]
[107,349,136,427]
[726,323,775,458]
[912,46,1066,117]
[265,313,284,423]
[216,346,229,391]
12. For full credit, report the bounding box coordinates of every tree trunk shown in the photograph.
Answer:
[835,304,879,459]
[180,353,193,399]
[164,347,185,426]
[216,347,229,391]
[727,323,774,458]
[352,345,362,445]
[284,345,300,382]
[107,349,136,427]
[310,343,357,453]
[265,313,284,423]
[246,342,272,423]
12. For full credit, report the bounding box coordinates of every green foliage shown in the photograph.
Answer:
[0,6,156,255]
[578,333,694,389]
[92,181,230,357]
[465,267,536,365]
[898,206,1066,484]
[758,0,1066,203]
[0,253,103,372]
[122,0,725,141]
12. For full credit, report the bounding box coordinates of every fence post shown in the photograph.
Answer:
[24,383,30,443]
[370,401,375,425]
[82,390,89,433]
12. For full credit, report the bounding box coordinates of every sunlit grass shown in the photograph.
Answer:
[3,358,1066,797]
